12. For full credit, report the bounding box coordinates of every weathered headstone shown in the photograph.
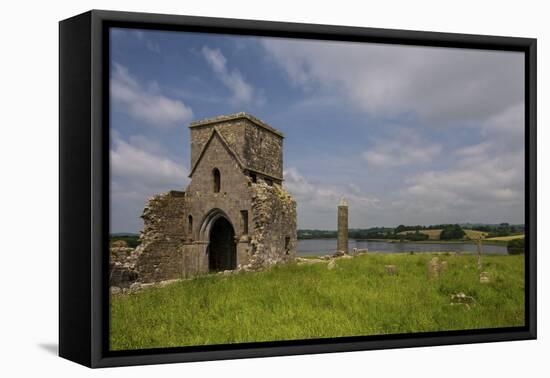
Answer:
[327,259,336,270]
[479,271,491,283]
[385,265,397,275]
[427,257,448,278]
[427,257,440,278]
[333,250,346,257]
[450,292,476,309]
[296,257,325,265]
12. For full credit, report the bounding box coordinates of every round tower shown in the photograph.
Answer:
[337,197,349,254]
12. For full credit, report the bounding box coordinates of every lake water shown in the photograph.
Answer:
[297,239,508,256]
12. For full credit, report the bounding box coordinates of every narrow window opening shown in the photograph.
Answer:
[241,210,249,235]
[285,236,291,255]
[250,173,257,183]
[188,215,193,236]
[213,168,221,193]
[265,178,273,186]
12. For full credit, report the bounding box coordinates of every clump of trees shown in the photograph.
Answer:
[298,228,396,240]
[395,225,425,233]
[507,238,525,255]
[396,230,429,241]
[349,228,394,239]
[439,224,466,240]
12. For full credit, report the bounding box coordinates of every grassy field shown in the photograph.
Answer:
[397,229,441,239]
[485,234,525,241]
[419,229,442,239]
[110,253,525,351]
[464,229,489,240]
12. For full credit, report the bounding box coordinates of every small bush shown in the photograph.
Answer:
[507,238,525,255]
[110,235,140,249]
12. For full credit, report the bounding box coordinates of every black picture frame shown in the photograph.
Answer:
[59,9,537,368]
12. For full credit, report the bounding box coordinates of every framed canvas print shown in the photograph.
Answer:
[59,10,537,368]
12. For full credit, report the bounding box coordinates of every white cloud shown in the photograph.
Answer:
[111,133,189,188]
[481,102,525,152]
[112,29,161,53]
[284,167,379,227]
[348,183,361,195]
[134,30,161,53]
[262,39,523,125]
[374,102,525,225]
[396,145,524,223]
[455,142,492,158]
[404,159,522,205]
[111,62,193,126]
[110,134,191,232]
[201,46,257,105]
[262,38,525,226]
[362,129,441,169]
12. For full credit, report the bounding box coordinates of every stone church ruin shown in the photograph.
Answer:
[110,113,297,288]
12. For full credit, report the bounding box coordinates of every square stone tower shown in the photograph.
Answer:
[189,112,284,184]
[132,113,297,283]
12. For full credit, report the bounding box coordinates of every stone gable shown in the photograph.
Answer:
[190,112,284,181]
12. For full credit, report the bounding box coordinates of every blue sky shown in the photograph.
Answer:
[110,28,525,233]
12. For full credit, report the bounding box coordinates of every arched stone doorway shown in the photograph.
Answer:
[208,216,236,272]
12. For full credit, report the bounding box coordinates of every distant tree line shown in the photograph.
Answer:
[393,224,449,233]
[298,230,338,239]
[298,223,523,242]
[298,225,466,241]
[469,223,524,238]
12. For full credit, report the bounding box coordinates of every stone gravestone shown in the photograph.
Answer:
[427,257,440,279]
[479,271,490,283]
[427,257,448,279]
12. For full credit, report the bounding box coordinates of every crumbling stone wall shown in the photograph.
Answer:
[134,191,188,283]
[110,245,139,288]
[245,181,297,269]
[132,179,297,281]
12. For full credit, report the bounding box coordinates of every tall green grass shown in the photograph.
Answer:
[110,253,524,351]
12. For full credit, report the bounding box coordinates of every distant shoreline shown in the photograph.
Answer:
[298,237,508,246]
[110,234,510,246]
